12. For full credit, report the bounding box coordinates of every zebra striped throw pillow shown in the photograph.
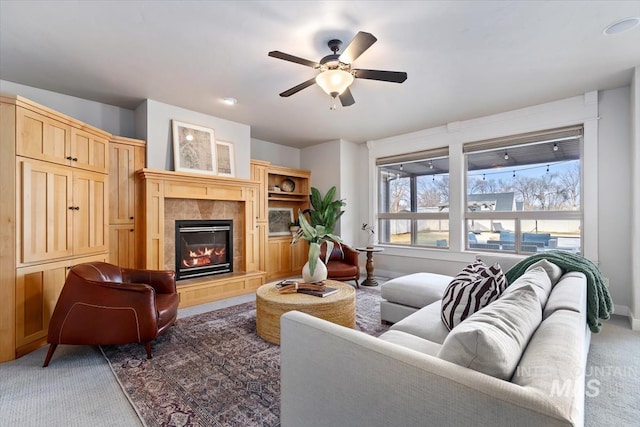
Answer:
[441,262,507,331]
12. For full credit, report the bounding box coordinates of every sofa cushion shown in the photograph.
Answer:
[389,301,450,344]
[437,285,542,381]
[512,309,586,424]
[503,266,552,307]
[525,259,563,286]
[543,271,587,319]
[440,262,506,330]
[378,330,442,356]
[381,272,453,309]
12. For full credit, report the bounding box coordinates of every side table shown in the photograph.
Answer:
[356,247,384,286]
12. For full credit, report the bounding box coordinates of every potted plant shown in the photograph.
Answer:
[288,220,300,236]
[304,186,345,234]
[292,210,342,282]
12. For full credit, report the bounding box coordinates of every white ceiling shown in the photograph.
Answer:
[1,1,639,148]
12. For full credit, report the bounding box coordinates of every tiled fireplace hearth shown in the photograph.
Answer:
[138,169,265,307]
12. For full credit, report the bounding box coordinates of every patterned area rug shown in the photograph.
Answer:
[101,287,388,427]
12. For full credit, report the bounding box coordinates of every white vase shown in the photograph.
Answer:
[302,259,328,283]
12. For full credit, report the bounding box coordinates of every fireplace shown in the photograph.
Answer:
[175,219,233,280]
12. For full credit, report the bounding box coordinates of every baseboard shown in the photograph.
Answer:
[613,304,629,317]
[630,312,640,331]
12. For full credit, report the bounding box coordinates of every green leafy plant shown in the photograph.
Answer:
[304,186,345,234]
[291,210,342,275]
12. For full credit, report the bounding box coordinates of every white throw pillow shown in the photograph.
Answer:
[525,259,563,286]
[503,266,552,307]
[440,262,506,331]
[437,285,542,380]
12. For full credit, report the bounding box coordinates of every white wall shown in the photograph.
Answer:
[337,139,362,247]
[250,138,300,168]
[0,80,135,137]
[143,99,251,179]
[631,67,640,330]
[597,87,632,309]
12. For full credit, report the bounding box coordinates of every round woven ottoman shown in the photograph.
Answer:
[255,279,356,345]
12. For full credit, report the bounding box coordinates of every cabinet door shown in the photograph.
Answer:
[109,225,136,268]
[71,128,109,173]
[16,107,71,166]
[72,170,109,256]
[109,142,136,224]
[15,253,109,354]
[291,241,308,273]
[18,158,73,264]
[15,261,69,349]
[266,238,292,280]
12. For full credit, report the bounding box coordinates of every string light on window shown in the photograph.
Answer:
[482,174,486,181]
[546,164,550,173]
[432,175,435,182]
[429,160,434,169]
[553,143,558,151]
[504,151,509,160]
[400,164,403,171]
[512,170,516,178]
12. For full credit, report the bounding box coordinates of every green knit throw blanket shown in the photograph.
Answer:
[504,251,613,333]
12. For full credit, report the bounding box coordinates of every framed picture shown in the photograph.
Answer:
[172,120,216,175]
[215,140,236,177]
[268,207,294,236]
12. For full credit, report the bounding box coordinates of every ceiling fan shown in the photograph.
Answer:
[268,31,407,108]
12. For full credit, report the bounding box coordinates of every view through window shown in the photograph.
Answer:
[464,127,583,254]
[377,149,450,247]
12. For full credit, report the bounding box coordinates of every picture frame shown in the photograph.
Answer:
[268,207,294,236]
[172,120,216,175]
[215,140,236,177]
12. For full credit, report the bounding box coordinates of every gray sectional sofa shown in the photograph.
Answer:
[280,256,591,427]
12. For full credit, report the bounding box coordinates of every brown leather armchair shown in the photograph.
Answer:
[43,262,180,367]
[320,242,360,288]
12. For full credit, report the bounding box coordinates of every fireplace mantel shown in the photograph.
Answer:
[137,168,265,307]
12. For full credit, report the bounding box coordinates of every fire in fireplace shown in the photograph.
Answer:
[175,219,233,280]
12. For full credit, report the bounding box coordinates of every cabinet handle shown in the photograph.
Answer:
[72,157,78,162]
[130,216,134,220]
[130,229,134,232]
[66,156,73,161]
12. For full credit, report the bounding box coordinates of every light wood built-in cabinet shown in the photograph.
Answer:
[109,136,145,269]
[250,160,311,281]
[1,93,111,362]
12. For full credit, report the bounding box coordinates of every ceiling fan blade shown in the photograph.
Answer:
[268,51,319,68]
[279,78,317,97]
[339,31,377,64]
[353,69,408,83]
[339,88,355,107]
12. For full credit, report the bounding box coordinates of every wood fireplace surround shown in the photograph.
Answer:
[138,168,265,307]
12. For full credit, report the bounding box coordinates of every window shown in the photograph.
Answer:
[464,126,583,254]
[377,148,450,247]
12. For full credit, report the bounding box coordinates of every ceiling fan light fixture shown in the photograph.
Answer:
[315,69,354,97]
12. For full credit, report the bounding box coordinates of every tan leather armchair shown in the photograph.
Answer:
[320,242,360,288]
[43,262,179,367]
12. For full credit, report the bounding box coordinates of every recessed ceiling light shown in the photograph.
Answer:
[222,97,238,105]
[603,17,640,35]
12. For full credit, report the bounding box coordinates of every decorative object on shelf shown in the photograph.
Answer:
[172,120,216,175]
[269,185,281,192]
[281,178,295,192]
[361,223,375,248]
[288,220,300,236]
[304,186,345,235]
[268,207,294,236]
[292,209,342,282]
[215,140,236,177]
